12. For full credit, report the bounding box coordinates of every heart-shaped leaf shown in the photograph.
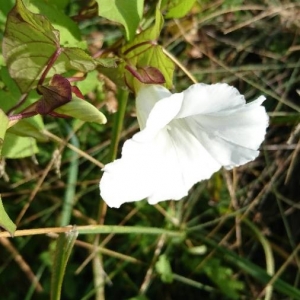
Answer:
[29,0,83,47]
[121,6,174,89]
[3,0,60,92]
[3,0,99,93]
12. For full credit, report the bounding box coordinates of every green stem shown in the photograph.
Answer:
[77,225,184,237]
[108,88,129,162]
[243,218,274,300]
[93,88,129,298]
[92,88,128,298]
[60,124,79,226]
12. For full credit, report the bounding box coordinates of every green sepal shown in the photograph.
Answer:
[55,95,107,124]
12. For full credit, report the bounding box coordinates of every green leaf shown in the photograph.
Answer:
[75,71,102,95]
[28,0,84,47]
[59,47,98,73]
[137,46,174,87]
[0,66,20,101]
[164,0,197,19]
[7,119,48,142]
[96,0,144,41]
[51,228,78,300]
[0,109,9,154]
[0,67,46,141]
[122,7,164,54]
[0,67,41,121]
[96,57,119,68]
[98,60,127,89]
[3,0,60,92]
[47,0,69,10]
[121,7,174,89]
[55,95,107,124]
[125,45,174,89]
[0,0,14,19]
[155,254,173,283]
[2,0,97,93]
[0,195,16,237]
[204,258,244,299]
[1,133,38,158]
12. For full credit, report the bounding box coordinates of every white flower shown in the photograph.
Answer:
[100,83,268,208]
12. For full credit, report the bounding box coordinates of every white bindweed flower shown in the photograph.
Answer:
[100,83,268,208]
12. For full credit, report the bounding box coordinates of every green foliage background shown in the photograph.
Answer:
[1,0,300,299]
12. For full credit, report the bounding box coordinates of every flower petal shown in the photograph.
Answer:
[194,96,268,149]
[164,118,221,192]
[176,83,247,118]
[135,86,184,143]
[100,129,188,208]
[136,85,172,130]
[186,127,260,169]
[100,137,156,208]
[100,116,225,207]
[183,97,268,169]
